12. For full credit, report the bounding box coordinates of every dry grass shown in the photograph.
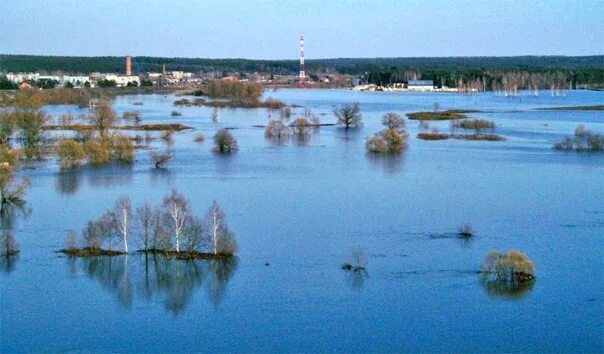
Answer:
[417,133,449,140]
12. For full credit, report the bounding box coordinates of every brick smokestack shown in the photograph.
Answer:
[126,56,132,76]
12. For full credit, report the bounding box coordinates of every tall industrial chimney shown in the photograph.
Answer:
[299,35,305,85]
[126,56,132,76]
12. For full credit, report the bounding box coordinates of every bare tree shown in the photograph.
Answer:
[333,102,363,129]
[381,112,405,132]
[91,98,115,138]
[109,196,132,253]
[136,203,157,252]
[162,190,190,253]
[150,149,173,168]
[206,201,237,255]
[183,215,205,252]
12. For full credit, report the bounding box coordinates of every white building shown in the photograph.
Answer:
[102,74,140,87]
[407,80,435,91]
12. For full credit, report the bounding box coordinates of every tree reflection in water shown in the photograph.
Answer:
[366,153,405,175]
[0,198,31,274]
[479,275,535,300]
[55,164,134,195]
[345,269,369,291]
[0,249,19,274]
[65,254,238,315]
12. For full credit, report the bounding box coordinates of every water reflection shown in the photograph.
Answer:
[56,170,80,195]
[150,167,173,185]
[344,269,369,291]
[55,164,134,195]
[65,254,238,315]
[479,275,535,300]
[366,153,405,174]
[0,247,19,274]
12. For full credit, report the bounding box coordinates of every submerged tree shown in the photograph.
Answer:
[150,149,174,169]
[15,110,48,158]
[333,102,363,129]
[206,201,238,256]
[91,98,116,138]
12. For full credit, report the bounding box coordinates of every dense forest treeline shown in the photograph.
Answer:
[1,54,602,89]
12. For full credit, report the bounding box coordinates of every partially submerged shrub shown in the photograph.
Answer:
[171,110,182,117]
[481,250,535,281]
[291,118,312,136]
[150,149,173,168]
[57,139,85,169]
[554,124,604,152]
[342,247,368,271]
[213,129,238,153]
[106,134,135,162]
[458,223,473,237]
[366,129,406,154]
[122,111,141,121]
[194,133,205,143]
[365,135,388,153]
[265,120,291,138]
[84,138,110,164]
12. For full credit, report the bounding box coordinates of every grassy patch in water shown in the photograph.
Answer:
[407,109,480,120]
[537,105,604,111]
[59,247,126,257]
[45,123,193,131]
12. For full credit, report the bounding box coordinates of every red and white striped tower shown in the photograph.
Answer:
[299,35,305,85]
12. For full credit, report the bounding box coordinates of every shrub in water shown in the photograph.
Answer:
[213,129,238,153]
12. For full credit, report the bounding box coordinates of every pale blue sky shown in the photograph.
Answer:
[1,0,603,59]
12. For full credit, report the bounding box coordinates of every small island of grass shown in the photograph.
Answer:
[417,133,505,141]
[407,109,480,121]
[537,105,604,111]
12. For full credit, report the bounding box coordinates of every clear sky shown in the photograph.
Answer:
[1,0,603,59]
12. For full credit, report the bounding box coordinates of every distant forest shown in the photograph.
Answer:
[1,54,603,89]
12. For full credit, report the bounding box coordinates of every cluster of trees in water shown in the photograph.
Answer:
[65,190,238,258]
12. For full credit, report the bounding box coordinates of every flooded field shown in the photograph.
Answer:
[1,89,603,352]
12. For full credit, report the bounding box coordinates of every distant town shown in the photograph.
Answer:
[1,50,603,94]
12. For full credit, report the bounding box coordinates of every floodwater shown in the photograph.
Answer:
[1,89,603,352]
